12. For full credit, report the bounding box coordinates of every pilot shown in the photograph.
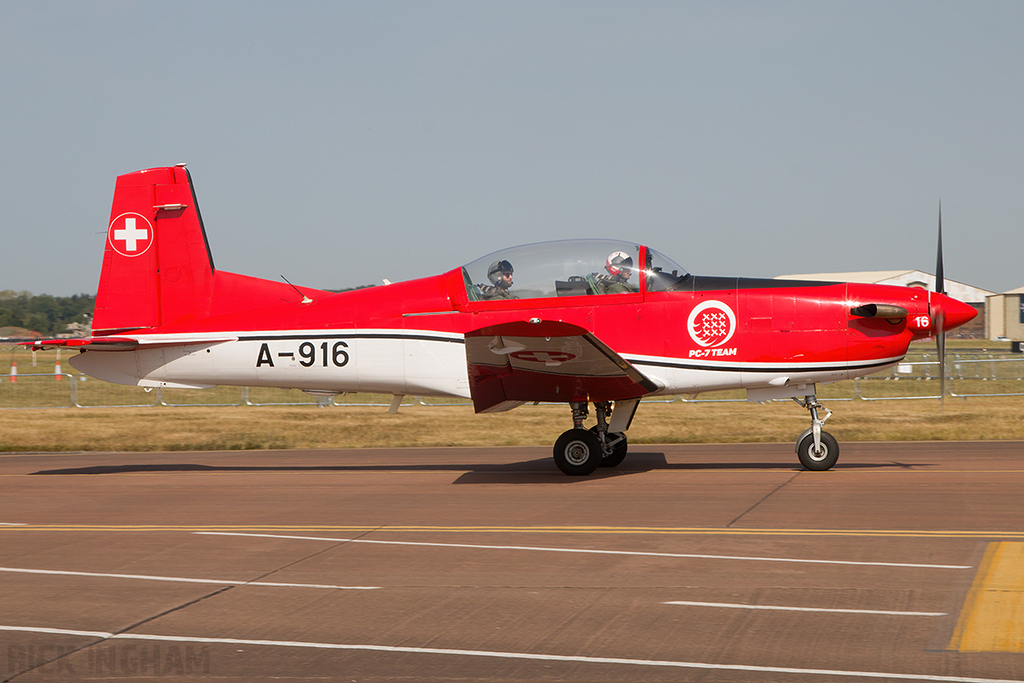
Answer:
[478,259,516,299]
[591,251,639,294]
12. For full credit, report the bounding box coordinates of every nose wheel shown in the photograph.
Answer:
[794,394,839,471]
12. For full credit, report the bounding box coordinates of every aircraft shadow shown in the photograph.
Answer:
[30,461,554,476]
[452,453,894,483]
[30,452,894,483]
[28,459,640,484]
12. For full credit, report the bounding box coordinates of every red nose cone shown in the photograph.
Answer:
[934,293,978,332]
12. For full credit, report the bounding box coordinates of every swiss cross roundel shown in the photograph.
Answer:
[687,300,737,348]
[108,212,154,257]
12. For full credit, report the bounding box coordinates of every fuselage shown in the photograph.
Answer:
[71,256,975,401]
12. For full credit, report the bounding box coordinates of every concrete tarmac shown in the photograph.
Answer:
[1,441,1023,682]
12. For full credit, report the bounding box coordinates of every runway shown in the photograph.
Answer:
[1,441,1023,682]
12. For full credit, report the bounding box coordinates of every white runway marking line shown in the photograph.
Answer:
[665,601,947,616]
[0,566,379,590]
[195,532,972,570]
[0,625,1020,683]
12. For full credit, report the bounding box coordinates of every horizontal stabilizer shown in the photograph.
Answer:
[465,320,657,413]
[21,336,236,352]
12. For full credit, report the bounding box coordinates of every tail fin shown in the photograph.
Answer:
[93,165,330,335]
[93,165,216,333]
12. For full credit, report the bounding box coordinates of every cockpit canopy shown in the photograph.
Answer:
[462,239,689,301]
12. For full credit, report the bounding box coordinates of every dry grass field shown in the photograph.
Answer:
[2,396,1022,453]
[2,342,1022,452]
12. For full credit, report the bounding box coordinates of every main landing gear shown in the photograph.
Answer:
[550,394,840,475]
[553,401,628,476]
[793,394,839,471]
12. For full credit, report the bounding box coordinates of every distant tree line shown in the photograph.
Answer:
[0,291,94,336]
[0,286,378,337]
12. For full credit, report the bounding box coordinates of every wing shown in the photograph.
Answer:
[465,320,658,413]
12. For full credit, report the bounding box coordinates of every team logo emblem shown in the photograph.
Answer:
[687,300,736,348]
[108,212,154,257]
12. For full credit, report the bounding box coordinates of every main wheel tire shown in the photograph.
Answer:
[797,431,839,471]
[553,429,604,476]
[590,426,628,468]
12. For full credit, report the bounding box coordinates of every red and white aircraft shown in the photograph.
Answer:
[28,165,977,474]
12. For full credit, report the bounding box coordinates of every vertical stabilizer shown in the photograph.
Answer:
[93,165,216,333]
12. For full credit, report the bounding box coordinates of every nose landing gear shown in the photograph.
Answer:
[552,401,630,476]
[794,394,839,471]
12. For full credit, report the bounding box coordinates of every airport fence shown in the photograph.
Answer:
[0,373,435,410]
[677,353,1024,403]
[2,345,1022,409]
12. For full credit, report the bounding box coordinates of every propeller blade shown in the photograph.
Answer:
[935,202,945,295]
[937,319,946,402]
[934,203,946,404]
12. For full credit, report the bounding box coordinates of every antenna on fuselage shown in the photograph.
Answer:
[281,275,313,304]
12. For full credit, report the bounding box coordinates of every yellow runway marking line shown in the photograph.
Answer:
[1,524,1023,539]
[949,542,1024,652]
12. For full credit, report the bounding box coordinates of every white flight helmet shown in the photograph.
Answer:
[605,251,633,277]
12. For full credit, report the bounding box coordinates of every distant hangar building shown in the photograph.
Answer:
[986,286,1024,341]
[775,270,991,340]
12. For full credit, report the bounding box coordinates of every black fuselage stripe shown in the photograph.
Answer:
[237,333,465,344]
[629,358,899,374]
[680,276,840,292]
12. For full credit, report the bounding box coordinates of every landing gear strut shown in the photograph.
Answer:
[552,401,629,476]
[793,394,839,471]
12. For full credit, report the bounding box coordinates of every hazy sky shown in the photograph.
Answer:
[2,1,1022,297]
